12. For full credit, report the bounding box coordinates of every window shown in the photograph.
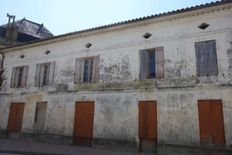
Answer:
[35,62,55,87]
[10,65,28,88]
[195,40,218,76]
[74,56,100,84]
[140,47,164,80]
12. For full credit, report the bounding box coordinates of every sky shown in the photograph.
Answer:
[0,0,218,35]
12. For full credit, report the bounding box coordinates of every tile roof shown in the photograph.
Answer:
[1,0,231,50]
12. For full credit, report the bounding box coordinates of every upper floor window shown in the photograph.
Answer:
[195,40,218,76]
[34,62,55,87]
[10,65,29,88]
[74,56,100,83]
[140,47,164,80]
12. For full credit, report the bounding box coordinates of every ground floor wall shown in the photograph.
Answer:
[0,86,232,149]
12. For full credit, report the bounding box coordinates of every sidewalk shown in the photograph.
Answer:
[0,139,153,155]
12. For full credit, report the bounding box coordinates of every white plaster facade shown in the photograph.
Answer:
[0,1,232,150]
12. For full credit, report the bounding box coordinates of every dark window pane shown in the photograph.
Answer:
[42,64,49,85]
[17,67,24,87]
[149,51,156,78]
[84,59,89,82]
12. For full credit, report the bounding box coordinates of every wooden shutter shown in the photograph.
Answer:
[10,67,16,88]
[139,101,157,140]
[74,58,82,84]
[210,100,225,144]
[33,102,47,132]
[198,100,212,143]
[21,66,28,87]
[206,41,218,76]
[198,100,225,144]
[35,64,42,87]
[73,101,94,146]
[7,103,25,132]
[140,50,149,80]
[48,61,55,85]
[195,40,218,76]
[92,55,100,83]
[155,47,164,79]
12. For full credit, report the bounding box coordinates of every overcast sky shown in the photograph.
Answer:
[0,0,218,35]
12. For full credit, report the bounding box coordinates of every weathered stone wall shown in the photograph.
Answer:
[0,3,232,148]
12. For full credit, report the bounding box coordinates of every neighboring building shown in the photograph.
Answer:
[0,14,53,47]
[0,0,232,154]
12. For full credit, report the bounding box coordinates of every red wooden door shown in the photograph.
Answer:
[7,103,25,132]
[73,101,94,145]
[139,101,157,140]
[198,100,225,144]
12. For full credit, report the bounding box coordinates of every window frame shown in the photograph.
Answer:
[10,65,28,88]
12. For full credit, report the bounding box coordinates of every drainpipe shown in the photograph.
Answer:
[0,51,4,69]
[0,50,5,89]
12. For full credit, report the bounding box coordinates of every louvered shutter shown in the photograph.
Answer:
[35,64,42,87]
[206,41,218,76]
[21,66,28,87]
[140,50,149,80]
[195,40,218,76]
[74,58,82,84]
[48,61,55,85]
[155,47,164,79]
[10,67,16,88]
[92,55,100,83]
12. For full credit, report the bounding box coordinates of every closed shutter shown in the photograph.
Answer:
[10,67,16,88]
[207,41,218,76]
[198,100,225,144]
[210,100,225,144]
[92,55,100,83]
[7,103,25,132]
[140,50,149,80]
[198,100,212,143]
[74,58,82,84]
[48,61,55,85]
[155,47,164,79]
[35,64,42,87]
[21,66,28,87]
[139,101,157,140]
[195,40,218,76]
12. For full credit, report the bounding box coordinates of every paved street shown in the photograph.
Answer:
[0,139,153,155]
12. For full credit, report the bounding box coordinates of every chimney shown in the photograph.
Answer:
[5,13,18,41]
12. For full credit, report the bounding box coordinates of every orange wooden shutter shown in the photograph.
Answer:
[198,100,212,143]
[210,100,225,144]
[7,103,25,132]
[139,101,157,140]
[73,102,94,139]
[198,100,225,144]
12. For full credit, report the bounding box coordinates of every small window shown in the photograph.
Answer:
[195,40,218,76]
[74,56,100,84]
[35,62,55,87]
[10,65,29,88]
[140,47,164,80]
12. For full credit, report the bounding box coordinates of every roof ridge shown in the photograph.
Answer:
[20,18,42,26]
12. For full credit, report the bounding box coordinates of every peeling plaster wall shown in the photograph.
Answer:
[0,5,232,147]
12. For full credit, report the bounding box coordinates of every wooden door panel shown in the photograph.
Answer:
[139,101,157,140]
[211,100,225,144]
[7,103,25,132]
[198,100,212,143]
[198,100,225,144]
[73,101,94,145]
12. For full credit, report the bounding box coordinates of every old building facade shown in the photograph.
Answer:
[0,0,232,154]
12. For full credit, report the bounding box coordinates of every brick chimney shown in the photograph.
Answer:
[5,13,18,41]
